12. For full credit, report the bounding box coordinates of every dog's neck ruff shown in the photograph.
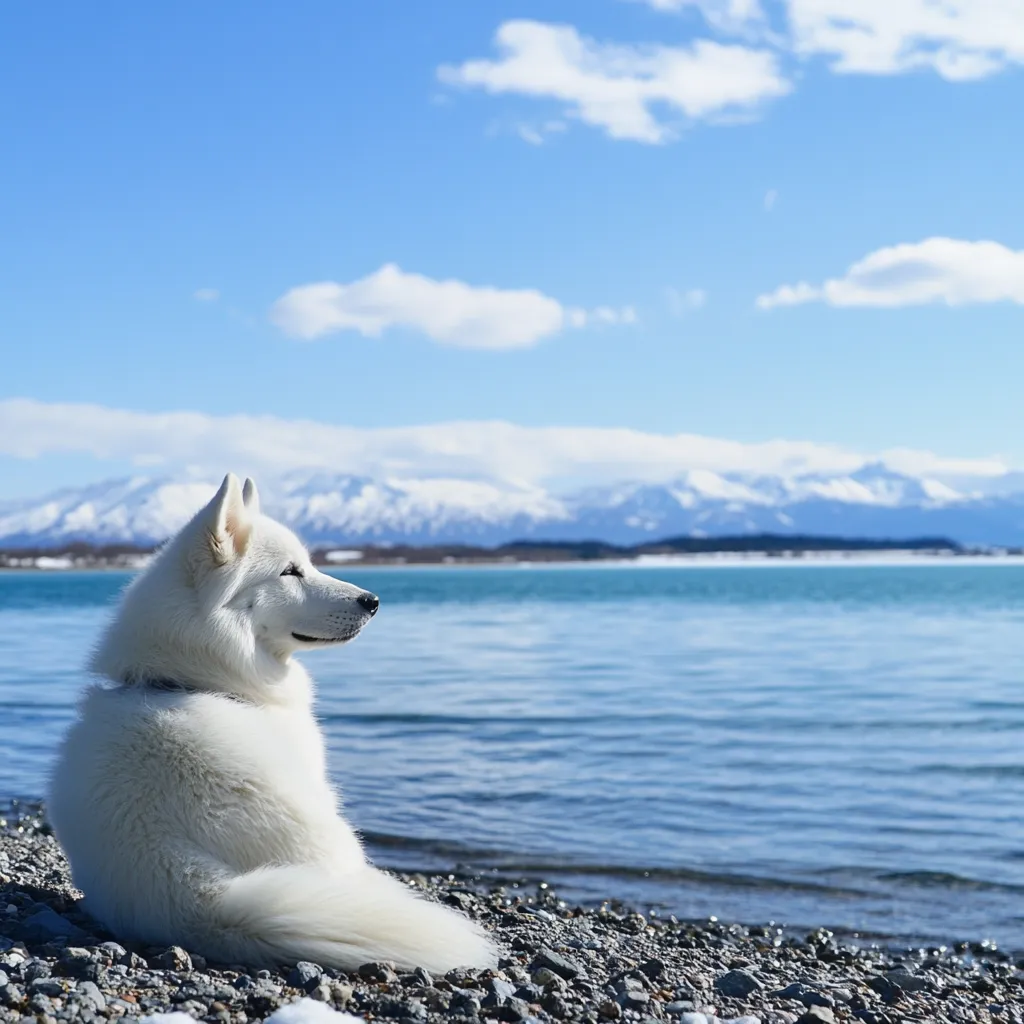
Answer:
[125,676,252,705]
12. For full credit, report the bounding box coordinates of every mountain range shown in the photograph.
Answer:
[3,464,1024,549]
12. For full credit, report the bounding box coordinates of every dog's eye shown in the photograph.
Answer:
[281,564,304,578]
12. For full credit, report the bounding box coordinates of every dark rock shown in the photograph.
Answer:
[494,996,531,1021]
[771,983,806,999]
[532,967,567,989]
[615,975,646,994]
[531,947,584,981]
[76,980,107,1012]
[795,1008,835,1024]
[96,941,126,962]
[714,969,762,999]
[359,960,399,983]
[446,892,474,912]
[866,975,903,1004]
[852,1011,882,1024]
[246,989,283,1016]
[287,961,324,992]
[377,996,425,1018]
[27,977,65,997]
[0,983,25,1008]
[20,908,86,942]
[57,947,104,983]
[515,983,543,1002]
[541,991,570,1018]
[799,990,834,1009]
[449,989,482,1016]
[28,992,54,1015]
[423,990,451,1013]
[150,946,192,972]
[616,988,650,1011]
[482,978,518,1007]
[885,968,931,993]
[639,958,665,981]
[22,959,52,983]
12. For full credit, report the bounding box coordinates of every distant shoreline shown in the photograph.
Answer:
[3,532,1024,571]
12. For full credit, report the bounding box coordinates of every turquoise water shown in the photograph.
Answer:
[2,563,1024,949]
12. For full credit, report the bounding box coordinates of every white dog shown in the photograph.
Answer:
[48,474,497,971]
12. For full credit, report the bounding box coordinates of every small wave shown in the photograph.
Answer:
[872,869,1024,894]
[360,830,874,898]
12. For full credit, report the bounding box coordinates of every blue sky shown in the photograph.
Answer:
[2,1,1023,499]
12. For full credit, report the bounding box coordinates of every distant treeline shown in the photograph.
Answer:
[311,533,968,566]
[0,532,997,570]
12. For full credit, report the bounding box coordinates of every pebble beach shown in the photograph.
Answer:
[1,803,1020,1024]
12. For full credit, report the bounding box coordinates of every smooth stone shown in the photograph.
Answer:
[287,962,324,993]
[714,970,762,999]
[531,947,584,981]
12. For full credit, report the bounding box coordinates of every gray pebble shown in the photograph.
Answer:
[150,946,192,972]
[287,960,324,992]
[76,979,107,1012]
[531,947,584,981]
[0,802,1014,1024]
[715,969,762,999]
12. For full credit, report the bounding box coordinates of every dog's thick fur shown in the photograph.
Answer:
[48,474,497,971]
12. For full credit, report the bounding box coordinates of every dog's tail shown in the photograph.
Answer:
[208,863,499,972]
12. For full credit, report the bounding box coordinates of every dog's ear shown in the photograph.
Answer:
[199,473,252,566]
[242,477,261,515]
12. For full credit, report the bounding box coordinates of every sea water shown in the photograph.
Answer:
[2,562,1023,950]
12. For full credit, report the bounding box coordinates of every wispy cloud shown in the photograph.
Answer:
[515,119,568,145]
[628,0,767,33]
[193,288,220,302]
[757,238,1024,309]
[438,20,791,144]
[786,0,1024,81]
[763,188,778,212]
[0,398,1009,491]
[666,287,707,315]
[270,264,633,350]
[633,1,1024,81]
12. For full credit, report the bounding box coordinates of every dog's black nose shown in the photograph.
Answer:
[357,592,380,616]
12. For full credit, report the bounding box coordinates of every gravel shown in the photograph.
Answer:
[1,801,1021,1024]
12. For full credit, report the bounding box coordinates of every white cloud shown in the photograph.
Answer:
[666,287,707,315]
[763,188,778,211]
[637,1,1024,81]
[438,20,791,143]
[193,288,219,302]
[0,398,1009,493]
[442,5,1023,147]
[757,238,1024,309]
[786,0,1024,80]
[629,0,767,33]
[270,264,630,350]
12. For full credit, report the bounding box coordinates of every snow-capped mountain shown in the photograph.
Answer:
[3,465,1024,548]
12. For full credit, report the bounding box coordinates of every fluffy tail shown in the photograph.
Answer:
[207,863,499,972]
